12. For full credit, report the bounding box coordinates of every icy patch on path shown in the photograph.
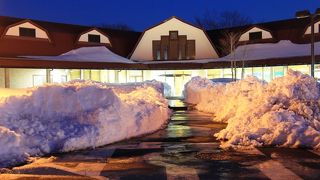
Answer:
[0,80,170,168]
[184,70,320,150]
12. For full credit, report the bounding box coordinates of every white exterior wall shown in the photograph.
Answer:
[79,30,111,44]
[239,27,273,41]
[305,21,320,34]
[130,18,218,61]
[6,22,49,39]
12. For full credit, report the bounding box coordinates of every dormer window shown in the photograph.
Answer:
[78,28,111,45]
[304,21,320,35]
[88,34,101,43]
[239,27,273,42]
[19,27,36,37]
[4,20,50,41]
[249,31,262,40]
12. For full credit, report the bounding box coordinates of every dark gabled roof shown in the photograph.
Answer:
[0,15,320,69]
[206,17,320,56]
[0,15,141,57]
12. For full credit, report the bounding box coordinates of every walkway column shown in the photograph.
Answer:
[4,68,10,88]
[46,69,51,83]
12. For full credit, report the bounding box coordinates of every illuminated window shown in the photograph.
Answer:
[186,40,195,60]
[164,47,168,60]
[90,70,101,81]
[152,32,195,60]
[223,68,232,78]
[243,68,253,77]
[273,66,284,78]
[156,50,161,60]
[128,70,143,82]
[207,69,222,79]
[236,68,243,79]
[19,27,36,37]
[83,70,91,80]
[252,67,263,79]
[153,41,161,60]
[32,75,46,87]
[288,65,309,75]
[263,67,272,82]
[69,69,81,80]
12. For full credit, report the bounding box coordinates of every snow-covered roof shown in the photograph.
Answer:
[19,41,320,68]
[142,40,320,64]
[219,40,320,62]
[24,46,134,64]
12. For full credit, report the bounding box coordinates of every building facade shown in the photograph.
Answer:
[0,15,319,97]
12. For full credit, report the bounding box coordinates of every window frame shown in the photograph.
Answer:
[19,27,36,38]
[169,31,178,40]
[249,31,263,41]
[88,34,101,43]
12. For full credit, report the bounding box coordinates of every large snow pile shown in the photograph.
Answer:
[183,77,215,105]
[184,70,320,150]
[0,80,170,168]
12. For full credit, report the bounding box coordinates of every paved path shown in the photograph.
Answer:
[1,109,320,179]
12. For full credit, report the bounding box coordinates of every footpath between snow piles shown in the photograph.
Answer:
[184,70,320,150]
[0,80,171,168]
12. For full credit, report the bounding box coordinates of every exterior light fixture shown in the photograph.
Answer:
[296,9,320,77]
[295,10,311,18]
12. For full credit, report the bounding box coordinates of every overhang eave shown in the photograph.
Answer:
[0,56,319,70]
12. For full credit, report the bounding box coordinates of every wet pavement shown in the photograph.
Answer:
[1,103,320,179]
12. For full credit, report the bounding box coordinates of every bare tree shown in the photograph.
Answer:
[218,11,252,29]
[194,11,219,30]
[219,31,242,56]
[194,10,252,30]
[219,30,251,80]
[219,31,242,80]
[195,10,252,80]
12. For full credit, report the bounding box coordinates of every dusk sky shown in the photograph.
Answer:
[0,0,318,31]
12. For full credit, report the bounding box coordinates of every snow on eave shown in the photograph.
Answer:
[140,40,320,64]
[22,46,135,64]
[18,41,320,65]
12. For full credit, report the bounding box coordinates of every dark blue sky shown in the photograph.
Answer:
[0,0,318,31]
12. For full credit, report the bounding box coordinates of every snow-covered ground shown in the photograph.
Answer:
[0,80,170,168]
[184,70,320,150]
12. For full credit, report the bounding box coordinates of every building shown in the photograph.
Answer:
[0,15,319,97]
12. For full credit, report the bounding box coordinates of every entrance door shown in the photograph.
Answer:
[161,71,191,97]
